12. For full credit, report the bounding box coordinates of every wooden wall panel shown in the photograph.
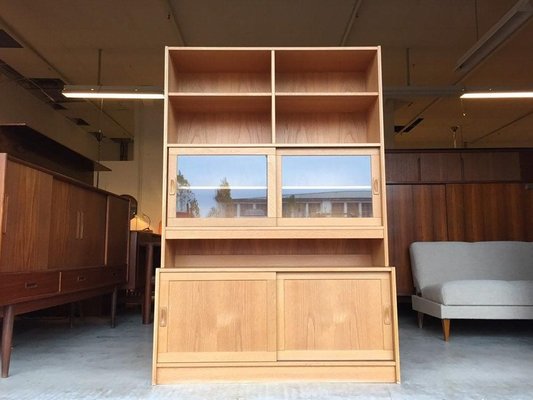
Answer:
[387,185,447,295]
[386,185,415,295]
[445,184,465,241]
[462,152,521,182]
[385,153,419,183]
[462,184,485,241]
[419,153,462,182]
[412,185,448,241]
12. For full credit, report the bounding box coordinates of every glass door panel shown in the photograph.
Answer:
[281,155,373,218]
[175,155,267,218]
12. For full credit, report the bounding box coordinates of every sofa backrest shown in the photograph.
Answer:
[409,241,533,292]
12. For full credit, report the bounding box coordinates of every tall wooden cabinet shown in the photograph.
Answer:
[154,47,400,383]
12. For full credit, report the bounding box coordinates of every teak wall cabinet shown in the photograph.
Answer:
[0,154,130,378]
[153,47,400,383]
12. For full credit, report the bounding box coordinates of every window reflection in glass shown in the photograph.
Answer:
[282,155,372,218]
[175,155,268,218]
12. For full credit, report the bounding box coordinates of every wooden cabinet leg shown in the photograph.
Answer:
[1,305,15,378]
[442,319,451,341]
[417,312,424,328]
[143,244,154,324]
[111,287,118,328]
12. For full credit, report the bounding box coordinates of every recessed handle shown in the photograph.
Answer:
[2,195,9,234]
[25,282,38,289]
[159,307,167,327]
[383,305,391,325]
[169,179,176,196]
[76,211,81,239]
[372,178,380,195]
[77,275,87,282]
[80,211,84,239]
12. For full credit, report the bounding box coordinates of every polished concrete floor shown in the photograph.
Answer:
[1,306,532,400]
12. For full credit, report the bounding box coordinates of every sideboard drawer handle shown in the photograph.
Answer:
[25,282,38,289]
[77,275,87,282]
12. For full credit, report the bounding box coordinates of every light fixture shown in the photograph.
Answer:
[62,85,164,99]
[460,91,533,99]
[455,0,533,73]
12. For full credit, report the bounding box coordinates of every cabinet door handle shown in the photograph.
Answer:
[77,275,86,282]
[80,211,84,239]
[169,179,176,196]
[159,307,167,327]
[2,195,9,234]
[372,178,380,195]
[383,305,391,325]
[25,282,38,289]
[76,211,80,239]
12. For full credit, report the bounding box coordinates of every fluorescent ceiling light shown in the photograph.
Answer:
[455,0,533,73]
[460,91,533,99]
[62,85,164,99]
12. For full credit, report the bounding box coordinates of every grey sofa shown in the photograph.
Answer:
[410,241,533,341]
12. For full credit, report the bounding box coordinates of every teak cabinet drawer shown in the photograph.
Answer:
[60,268,103,293]
[0,272,60,305]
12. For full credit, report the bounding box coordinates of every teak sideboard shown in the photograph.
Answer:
[153,47,400,383]
[0,153,130,377]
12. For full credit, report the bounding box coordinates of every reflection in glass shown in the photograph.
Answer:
[282,155,372,218]
[175,155,267,218]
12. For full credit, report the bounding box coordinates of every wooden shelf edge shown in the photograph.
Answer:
[164,227,385,240]
[165,143,382,148]
[168,92,272,97]
[158,266,394,272]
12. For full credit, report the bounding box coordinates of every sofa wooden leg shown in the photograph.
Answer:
[1,305,15,378]
[442,319,451,341]
[417,312,424,328]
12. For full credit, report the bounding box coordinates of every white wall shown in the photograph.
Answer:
[99,100,163,232]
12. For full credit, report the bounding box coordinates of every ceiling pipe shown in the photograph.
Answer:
[340,0,364,45]
[163,0,186,45]
[0,19,133,139]
[455,0,533,73]
[394,0,533,136]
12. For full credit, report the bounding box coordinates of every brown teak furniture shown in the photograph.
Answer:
[0,153,129,378]
[153,47,400,383]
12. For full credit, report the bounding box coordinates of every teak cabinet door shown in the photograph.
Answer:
[48,179,107,269]
[157,272,276,363]
[0,160,53,272]
[277,272,394,361]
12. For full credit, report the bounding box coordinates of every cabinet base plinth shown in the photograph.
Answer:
[154,364,399,384]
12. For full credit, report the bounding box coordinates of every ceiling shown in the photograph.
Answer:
[0,0,532,153]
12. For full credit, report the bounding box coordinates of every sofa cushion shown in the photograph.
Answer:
[422,280,533,306]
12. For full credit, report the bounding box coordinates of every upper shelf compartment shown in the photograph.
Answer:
[274,49,379,94]
[168,49,272,94]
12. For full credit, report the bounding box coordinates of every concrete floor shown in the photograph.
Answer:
[1,306,532,400]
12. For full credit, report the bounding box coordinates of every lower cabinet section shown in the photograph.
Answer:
[157,272,277,363]
[153,268,400,383]
[277,272,394,361]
